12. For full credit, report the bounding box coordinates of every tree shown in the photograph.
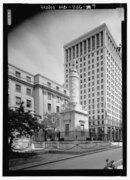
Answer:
[8,102,44,151]
[43,112,60,131]
[42,112,60,140]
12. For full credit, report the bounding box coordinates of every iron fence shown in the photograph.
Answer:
[32,129,122,142]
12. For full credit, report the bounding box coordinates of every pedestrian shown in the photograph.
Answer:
[109,160,116,169]
[104,158,109,169]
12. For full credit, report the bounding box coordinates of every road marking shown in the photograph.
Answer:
[113,159,122,165]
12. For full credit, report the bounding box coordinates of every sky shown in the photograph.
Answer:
[8,8,124,85]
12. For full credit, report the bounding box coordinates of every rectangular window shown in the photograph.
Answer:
[48,103,51,112]
[56,86,60,91]
[26,76,31,82]
[47,82,51,87]
[26,88,31,96]
[92,36,95,50]
[88,38,90,52]
[15,71,21,78]
[66,49,68,61]
[65,124,69,136]
[48,92,51,100]
[56,106,60,112]
[80,42,82,56]
[81,124,85,136]
[57,96,60,103]
[96,34,99,48]
[16,96,21,105]
[76,44,79,57]
[84,40,86,54]
[69,48,71,60]
[16,84,21,93]
[73,46,75,59]
[26,100,31,108]
[101,32,103,46]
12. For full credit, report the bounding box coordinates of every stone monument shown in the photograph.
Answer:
[60,66,89,140]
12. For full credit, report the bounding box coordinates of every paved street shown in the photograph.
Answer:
[26,147,122,170]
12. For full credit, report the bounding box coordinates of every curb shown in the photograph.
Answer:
[10,146,121,170]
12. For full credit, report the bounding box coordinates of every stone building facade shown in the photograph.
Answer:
[8,63,69,121]
[64,23,122,140]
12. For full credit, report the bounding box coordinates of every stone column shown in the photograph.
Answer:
[74,45,76,59]
[69,67,80,104]
[78,43,80,57]
[99,32,101,48]
[94,35,96,50]
[95,34,97,50]
[87,39,88,53]
[69,48,71,61]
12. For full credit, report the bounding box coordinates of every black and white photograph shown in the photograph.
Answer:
[3,2,127,177]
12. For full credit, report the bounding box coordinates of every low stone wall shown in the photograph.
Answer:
[31,140,111,152]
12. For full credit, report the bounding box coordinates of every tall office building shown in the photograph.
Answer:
[64,23,122,140]
[8,63,69,121]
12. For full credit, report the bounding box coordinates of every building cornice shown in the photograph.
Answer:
[34,74,67,90]
[60,109,88,116]
[8,75,34,88]
[34,83,69,99]
[8,63,34,77]
[63,23,107,49]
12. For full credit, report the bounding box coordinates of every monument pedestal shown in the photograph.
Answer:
[60,103,89,141]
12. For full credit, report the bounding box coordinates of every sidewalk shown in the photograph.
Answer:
[9,146,121,170]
